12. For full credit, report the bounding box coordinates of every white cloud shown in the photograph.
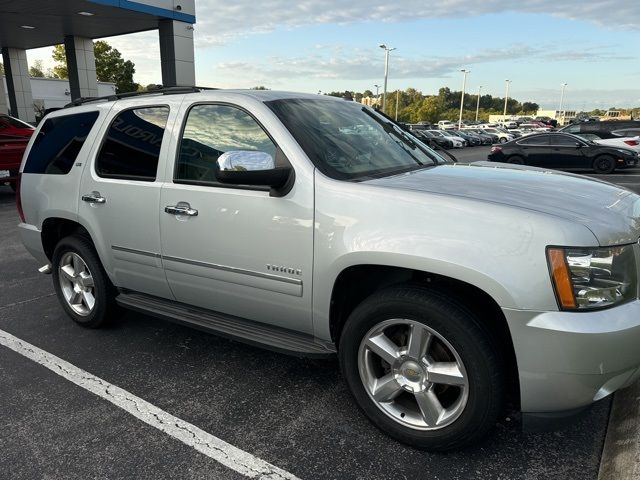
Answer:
[212,44,629,85]
[190,0,640,47]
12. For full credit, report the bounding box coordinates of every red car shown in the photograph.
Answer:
[0,114,34,190]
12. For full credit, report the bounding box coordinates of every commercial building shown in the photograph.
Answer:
[2,76,115,116]
[0,0,196,122]
[536,110,577,126]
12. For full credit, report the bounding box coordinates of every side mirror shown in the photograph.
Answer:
[215,150,293,196]
[575,142,582,148]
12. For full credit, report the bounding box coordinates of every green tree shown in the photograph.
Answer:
[29,59,45,77]
[521,102,539,114]
[0,62,4,75]
[52,41,138,93]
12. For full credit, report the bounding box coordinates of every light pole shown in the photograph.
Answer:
[379,44,396,112]
[475,85,482,122]
[374,84,381,107]
[503,79,512,119]
[558,82,568,123]
[458,69,470,129]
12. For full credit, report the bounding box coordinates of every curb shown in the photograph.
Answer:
[598,379,640,479]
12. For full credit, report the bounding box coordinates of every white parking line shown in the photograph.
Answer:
[0,329,299,480]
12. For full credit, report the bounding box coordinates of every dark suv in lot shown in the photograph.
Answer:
[560,120,640,140]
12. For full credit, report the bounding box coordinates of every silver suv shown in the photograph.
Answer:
[17,89,640,451]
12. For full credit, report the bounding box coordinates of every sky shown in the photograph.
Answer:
[26,0,640,110]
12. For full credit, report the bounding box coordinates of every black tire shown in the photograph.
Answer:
[51,235,120,328]
[593,155,616,174]
[339,285,505,451]
[507,156,525,165]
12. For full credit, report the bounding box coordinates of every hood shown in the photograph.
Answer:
[366,162,640,246]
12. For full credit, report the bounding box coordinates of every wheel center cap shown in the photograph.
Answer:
[401,361,423,381]
[394,360,428,392]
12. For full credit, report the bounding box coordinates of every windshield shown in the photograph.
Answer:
[266,98,446,180]
[0,115,33,129]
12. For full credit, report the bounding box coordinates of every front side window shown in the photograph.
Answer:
[563,124,580,134]
[96,106,169,181]
[267,98,439,180]
[23,111,99,175]
[175,104,277,185]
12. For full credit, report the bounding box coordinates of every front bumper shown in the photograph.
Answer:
[18,222,48,265]
[504,300,640,413]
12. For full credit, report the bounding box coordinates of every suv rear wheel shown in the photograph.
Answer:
[339,285,505,451]
[52,235,119,328]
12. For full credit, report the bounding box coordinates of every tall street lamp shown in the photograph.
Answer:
[379,44,396,112]
[374,84,381,107]
[475,85,483,122]
[503,79,512,118]
[458,69,470,129]
[558,82,568,118]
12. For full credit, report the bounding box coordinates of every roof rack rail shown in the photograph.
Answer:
[64,86,217,108]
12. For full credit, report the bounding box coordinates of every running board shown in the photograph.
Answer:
[116,292,336,358]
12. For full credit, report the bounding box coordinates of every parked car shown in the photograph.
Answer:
[488,132,638,173]
[453,130,481,146]
[0,114,35,137]
[560,121,640,140]
[0,115,34,190]
[576,133,640,154]
[478,127,515,143]
[462,128,495,144]
[437,120,456,130]
[1,135,31,190]
[428,129,465,148]
[612,127,640,137]
[414,130,453,149]
[438,130,468,147]
[18,89,640,452]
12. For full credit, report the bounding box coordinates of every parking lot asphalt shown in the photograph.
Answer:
[0,183,613,480]
[452,146,640,194]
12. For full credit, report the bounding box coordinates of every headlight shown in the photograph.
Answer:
[547,245,638,310]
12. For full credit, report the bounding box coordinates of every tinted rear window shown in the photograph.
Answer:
[23,111,99,174]
[96,107,169,181]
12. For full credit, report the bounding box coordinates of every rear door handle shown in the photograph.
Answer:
[81,191,106,204]
[165,202,198,217]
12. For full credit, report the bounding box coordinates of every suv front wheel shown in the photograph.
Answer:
[52,235,119,328]
[339,285,505,451]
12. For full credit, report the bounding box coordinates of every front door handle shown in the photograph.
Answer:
[81,191,106,204]
[165,202,198,217]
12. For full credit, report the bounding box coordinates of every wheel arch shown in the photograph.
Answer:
[328,263,520,408]
[40,217,114,281]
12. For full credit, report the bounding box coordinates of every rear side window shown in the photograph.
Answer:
[23,111,99,174]
[518,135,550,145]
[96,107,169,181]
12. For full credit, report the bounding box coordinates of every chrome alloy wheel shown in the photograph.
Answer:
[358,319,469,430]
[58,252,96,317]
